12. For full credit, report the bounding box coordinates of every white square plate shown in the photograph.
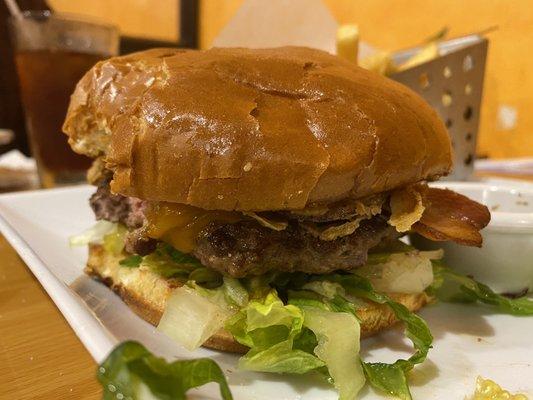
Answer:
[0,186,531,399]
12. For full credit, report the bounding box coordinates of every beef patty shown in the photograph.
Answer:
[90,178,145,229]
[90,181,398,277]
[193,218,398,278]
[90,181,156,255]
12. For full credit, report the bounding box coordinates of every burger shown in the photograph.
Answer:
[64,47,491,399]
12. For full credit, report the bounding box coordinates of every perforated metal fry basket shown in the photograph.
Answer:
[390,35,488,180]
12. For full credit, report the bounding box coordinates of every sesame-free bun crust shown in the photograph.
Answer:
[65,47,451,211]
[87,244,430,353]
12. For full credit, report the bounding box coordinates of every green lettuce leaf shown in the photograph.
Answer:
[117,243,220,284]
[118,243,224,286]
[157,284,234,351]
[164,244,204,266]
[432,261,533,315]
[225,291,325,374]
[322,274,433,360]
[97,341,233,400]
[302,306,366,400]
[319,274,433,400]
[300,281,362,316]
[226,288,368,399]
[189,267,223,289]
[223,277,249,307]
[142,244,202,279]
[288,288,358,317]
[69,220,116,247]
[119,255,143,268]
[239,340,325,374]
[103,224,127,255]
[360,297,429,400]
[361,362,411,400]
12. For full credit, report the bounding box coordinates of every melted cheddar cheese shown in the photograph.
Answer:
[145,202,241,253]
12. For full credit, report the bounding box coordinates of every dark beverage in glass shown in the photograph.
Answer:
[10,11,118,187]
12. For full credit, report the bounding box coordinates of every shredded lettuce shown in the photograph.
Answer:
[157,285,234,351]
[121,243,226,289]
[303,280,346,300]
[119,254,142,268]
[432,261,533,315]
[98,341,233,400]
[361,363,411,400]
[291,282,363,316]
[319,274,433,400]
[226,290,368,399]
[142,244,202,279]
[357,252,434,294]
[302,307,366,400]
[225,291,325,374]
[189,267,223,288]
[223,277,249,307]
[103,224,127,255]
[163,243,204,266]
[69,221,117,247]
[222,264,434,399]
[238,338,326,374]
[360,300,430,400]
[157,278,252,352]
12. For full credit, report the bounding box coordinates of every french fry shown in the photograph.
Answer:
[336,24,359,63]
[359,51,398,75]
[397,41,439,71]
[347,26,445,76]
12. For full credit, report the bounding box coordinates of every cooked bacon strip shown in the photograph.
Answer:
[413,187,490,247]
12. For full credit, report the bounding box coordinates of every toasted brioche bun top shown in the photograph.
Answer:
[64,47,452,211]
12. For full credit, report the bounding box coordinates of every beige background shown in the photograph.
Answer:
[49,0,533,159]
[49,0,179,41]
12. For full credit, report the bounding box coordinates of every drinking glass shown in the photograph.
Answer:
[10,11,118,187]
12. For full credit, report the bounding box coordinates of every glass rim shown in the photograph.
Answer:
[10,10,119,33]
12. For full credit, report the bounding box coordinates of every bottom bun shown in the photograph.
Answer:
[87,244,430,354]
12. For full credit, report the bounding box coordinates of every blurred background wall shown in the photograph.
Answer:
[48,0,533,160]
[49,0,179,41]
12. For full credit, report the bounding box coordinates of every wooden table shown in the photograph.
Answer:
[0,235,101,399]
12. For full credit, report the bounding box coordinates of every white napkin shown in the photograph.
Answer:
[212,0,338,52]
[0,149,37,171]
[211,0,377,62]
